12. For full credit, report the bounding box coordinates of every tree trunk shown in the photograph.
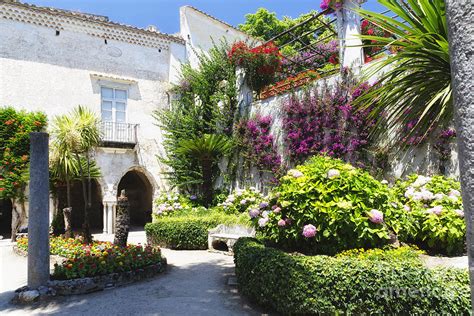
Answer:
[114,190,130,247]
[75,153,91,243]
[10,199,26,242]
[445,0,474,309]
[63,176,73,238]
[201,158,213,207]
[63,207,73,238]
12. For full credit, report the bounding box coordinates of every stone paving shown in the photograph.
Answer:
[0,232,265,316]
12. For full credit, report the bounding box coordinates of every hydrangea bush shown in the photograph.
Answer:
[153,192,194,217]
[249,155,410,254]
[216,187,267,214]
[394,174,465,255]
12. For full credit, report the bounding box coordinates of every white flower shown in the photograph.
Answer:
[258,217,269,227]
[327,169,340,179]
[287,169,304,178]
[249,197,256,202]
[240,199,248,205]
[405,187,415,199]
[412,176,431,188]
[454,209,464,218]
[381,180,389,185]
[227,196,235,203]
[434,193,445,200]
[403,205,411,212]
[427,205,443,215]
[420,189,434,201]
[261,211,269,218]
[173,203,182,210]
[448,189,461,197]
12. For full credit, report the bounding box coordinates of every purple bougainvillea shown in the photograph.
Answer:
[236,115,282,181]
[282,76,375,166]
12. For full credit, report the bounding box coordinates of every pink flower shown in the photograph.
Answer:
[273,207,281,213]
[368,209,384,224]
[258,217,269,227]
[277,219,286,227]
[428,205,443,216]
[454,209,464,218]
[287,169,304,178]
[302,224,317,238]
[248,209,260,219]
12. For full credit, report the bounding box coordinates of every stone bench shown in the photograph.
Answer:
[208,224,255,253]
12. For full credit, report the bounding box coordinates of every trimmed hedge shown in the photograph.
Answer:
[145,213,249,250]
[234,238,471,315]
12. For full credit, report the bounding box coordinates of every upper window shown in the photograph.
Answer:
[101,87,127,123]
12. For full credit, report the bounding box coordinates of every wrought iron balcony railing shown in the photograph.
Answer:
[100,121,138,147]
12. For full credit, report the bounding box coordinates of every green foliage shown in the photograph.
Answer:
[155,43,238,193]
[0,107,47,200]
[252,155,411,254]
[145,210,250,250]
[238,8,336,56]
[233,238,471,315]
[394,174,465,255]
[355,0,451,146]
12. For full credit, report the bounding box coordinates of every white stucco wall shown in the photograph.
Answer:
[180,6,251,68]
[0,17,175,228]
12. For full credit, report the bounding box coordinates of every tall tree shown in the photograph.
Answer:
[445,0,474,308]
[50,106,100,243]
[0,107,46,241]
[177,134,233,206]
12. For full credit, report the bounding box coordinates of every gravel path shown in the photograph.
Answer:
[0,232,264,316]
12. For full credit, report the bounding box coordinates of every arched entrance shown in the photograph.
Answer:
[56,180,103,233]
[0,199,13,239]
[117,170,153,229]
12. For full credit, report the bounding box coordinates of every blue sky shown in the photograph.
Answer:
[26,0,385,34]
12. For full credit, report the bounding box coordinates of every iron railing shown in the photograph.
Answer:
[100,121,138,144]
[263,8,339,81]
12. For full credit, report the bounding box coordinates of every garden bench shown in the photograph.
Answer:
[208,224,255,253]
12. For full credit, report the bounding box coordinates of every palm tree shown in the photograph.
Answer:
[445,0,474,309]
[50,106,100,242]
[354,0,451,144]
[177,134,233,206]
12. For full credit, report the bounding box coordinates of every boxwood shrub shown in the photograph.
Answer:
[145,212,249,250]
[234,238,471,315]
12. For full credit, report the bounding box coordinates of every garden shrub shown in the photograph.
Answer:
[145,211,250,250]
[249,155,411,254]
[394,174,465,255]
[234,238,471,315]
[16,237,163,280]
[216,187,267,214]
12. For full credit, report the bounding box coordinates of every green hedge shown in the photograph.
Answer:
[145,212,249,250]
[234,238,471,315]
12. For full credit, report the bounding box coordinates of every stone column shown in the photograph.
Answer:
[446,0,474,307]
[102,204,108,234]
[27,132,50,289]
[336,0,366,70]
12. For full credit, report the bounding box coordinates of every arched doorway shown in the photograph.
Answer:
[0,199,12,239]
[56,180,103,233]
[117,170,153,229]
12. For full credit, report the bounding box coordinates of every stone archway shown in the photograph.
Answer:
[56,180,104,233]
[117,170,153,229]
[0,199,13,239]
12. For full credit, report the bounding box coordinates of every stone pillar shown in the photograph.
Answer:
[102,204,108,234]
[446,0,474,307]
[105,201,117,234]
[27,132,50,289]
[336,0,366,70]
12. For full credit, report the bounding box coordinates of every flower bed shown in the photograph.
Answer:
[145,211,250,250]
[234,238,471,315]
[16,236,163,280]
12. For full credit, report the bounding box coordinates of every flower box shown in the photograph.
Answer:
[259,70,321,100]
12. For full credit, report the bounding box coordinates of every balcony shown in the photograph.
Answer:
[100,121,138,148]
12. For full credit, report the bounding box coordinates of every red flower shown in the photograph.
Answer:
[367,28,374,35]
[328,54,339,65]
[0,188,4,191]
[361,20,369,29]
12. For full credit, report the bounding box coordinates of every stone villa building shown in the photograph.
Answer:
[0,0,249,236]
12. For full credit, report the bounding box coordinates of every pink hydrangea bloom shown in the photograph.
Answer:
[454,209,464,218]
[302,224,317,238]
[273,207,281,213]
[428,205,443,215]
[258,217,269,227]
[248,208,260,219]
[368,209,384,224]
[287,169,304,178]
[277,219,286,227]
